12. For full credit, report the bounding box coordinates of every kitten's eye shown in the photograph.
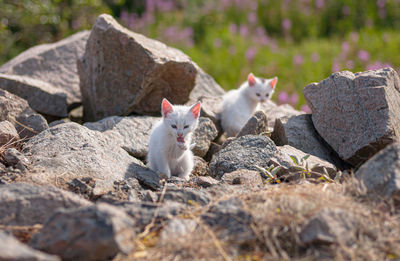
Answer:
[184,125,189,129]
[256,93,261,97]
[266,93,270,97]
[171,124,177,129]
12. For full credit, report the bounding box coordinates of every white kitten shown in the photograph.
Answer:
[147,98,201,180]
[221,73,277,137]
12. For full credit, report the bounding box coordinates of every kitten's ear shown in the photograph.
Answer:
[190,102,201,119]
[161,98,173,118]
[248,73,256,87]
[269,77,278,89]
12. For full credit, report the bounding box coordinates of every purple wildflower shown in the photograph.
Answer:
[245,47,257,61]
[293,54,304,66]
[342,6,350,15]
[332,62,341,72]
[239,24,249,37]
[229,23,237,34]
[248,12,257,24]
[311,52,320,62]
[358,50,370,62]
[213,38,222,48]
[282,19,292,31]
[341,41,350,53]
[278,91,289,104]
[289,93,299,106]
[315,0,325,9]
[301,104,311,113]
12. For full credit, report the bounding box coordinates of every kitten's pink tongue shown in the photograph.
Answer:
[177,136,185,143]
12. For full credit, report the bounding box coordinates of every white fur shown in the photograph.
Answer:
[147,101,200,180]
[221,74,277,137]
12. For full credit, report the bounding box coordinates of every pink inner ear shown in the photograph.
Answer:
[162,99,173,118]
[248,73,256,87]
[190,102,201,118]
[270,77,278,89]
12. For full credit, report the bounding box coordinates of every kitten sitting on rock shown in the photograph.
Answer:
[147,98,201,180]
[221,73,277,137]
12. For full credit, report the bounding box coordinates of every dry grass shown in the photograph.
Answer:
[115,178,400,261]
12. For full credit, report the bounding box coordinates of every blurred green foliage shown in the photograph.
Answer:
[1,0,400,109]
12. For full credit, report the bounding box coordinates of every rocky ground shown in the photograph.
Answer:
[0,14,400,261]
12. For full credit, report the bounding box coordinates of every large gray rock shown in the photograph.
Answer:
[192,117,218,157]
[201,197,256,244]
[260,100,303,129]
[78,14,224,121]
[84,115,158,159]
[0,74,68,117]
[0,89,48,139]
[209,135,277,179]
[189,70,225,101]
[30,203,136,261]
[187,95,223,128]
[237,110,268,138]
[0,183,91,226]
[23,122,145,196]
[300,208,357,245]
[303,68,400,166]
[271,114,345,167]
[355,143,400,201]
[0,231,60,261]
[0,120,19,146]
[0,31,89,106]
[85,115,216,158]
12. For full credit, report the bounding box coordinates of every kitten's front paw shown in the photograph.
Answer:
[177,142,187,150]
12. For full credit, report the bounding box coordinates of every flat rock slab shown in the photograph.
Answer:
[0,31,89,106]
[271,114,345,167]
[23,122,145,196]
[79,14,223,121]
[355,142,400,201]
[0,89,48,139]
[0,74,68,117]
[30,203,136,261]
[85,115,216,159]
[0,231,60,261]
[303,68,400,166]
[209,135,277,179]
[84,115,158,159]
[0,183,91,226]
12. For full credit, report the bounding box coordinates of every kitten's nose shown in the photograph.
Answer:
[260,99,265,103]
[177,133,183,137]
